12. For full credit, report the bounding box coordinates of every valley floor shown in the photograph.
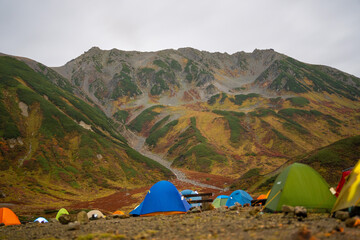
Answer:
[1,208,359,240]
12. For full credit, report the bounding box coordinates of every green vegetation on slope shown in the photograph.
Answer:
[128,105,164,132]
[230,93,260,106]
[258,57,360,99]
[146,119,179,147]
[170,117,227,173]
[111,65,142,99]
[212,110,246,144]
[286,97,310,107]
[113,110,129,123]
[149,115,170,134]
[0,56,173,199]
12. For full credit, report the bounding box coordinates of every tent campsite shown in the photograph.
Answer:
[265,163,336,212]
[0,207,21,226]
[130,181,191,216]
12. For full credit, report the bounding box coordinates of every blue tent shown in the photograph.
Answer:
[181,189,202,207]
[130,201,144,216]
[226,190,253,207]
[130,181,191,216]
[34,217,48,223]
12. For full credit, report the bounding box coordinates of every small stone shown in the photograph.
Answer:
[333,225,344,232]
[345,217,360,228]
[335,211,350,221]
[282,205,294,214]
[292,226,313,240]
[67,222,80,231]
[77,211,89,224]
[58,214,72,225]
[294,206,307,218]
[218,206,228,212]
[119,214,130,219]
[249,208,260,216]
[48,218,58,223]
[229,205,237,211]
[190,207,202,213]
[0,191,6,198]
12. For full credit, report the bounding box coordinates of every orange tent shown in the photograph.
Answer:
[257,194,267,200]
[257,190,271,200]
[112,210,124,215]
[0,208,21,226]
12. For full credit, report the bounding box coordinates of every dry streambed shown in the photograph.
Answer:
[1,208,360,240]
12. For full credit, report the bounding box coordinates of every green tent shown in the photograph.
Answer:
[265,163,336,212]
[56,208,69,221]
[212,195,229,208]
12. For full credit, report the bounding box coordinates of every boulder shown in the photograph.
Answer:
[335,211,350,221]
[58,214,72,225]
[67,222,80,231]
[77,211,89,224]
[345,217,360,228]
[294,206,307,218]
[282,205,294,214]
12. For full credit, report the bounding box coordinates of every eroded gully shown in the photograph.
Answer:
[125,129,223,190]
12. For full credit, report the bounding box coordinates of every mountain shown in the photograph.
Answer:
[1,46,360,207]
[52,47,360,182]
[0,55,173,207]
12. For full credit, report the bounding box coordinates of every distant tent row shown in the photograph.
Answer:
[2,161,359,224]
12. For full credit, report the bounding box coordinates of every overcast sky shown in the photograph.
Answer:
[0,0,359,77]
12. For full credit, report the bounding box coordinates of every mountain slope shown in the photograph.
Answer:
[0,55,173,207]
[51,47,360,186]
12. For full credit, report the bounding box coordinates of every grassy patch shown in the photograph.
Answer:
[113,110,129,123]
[286,97,310,107]
[149,115,170,134]
[146,119,178,147]
[240,168,261,179]
[230,93,260,106]
[128,105,164,132]
[212,110,246,144]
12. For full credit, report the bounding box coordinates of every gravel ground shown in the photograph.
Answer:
[1,208,359,240]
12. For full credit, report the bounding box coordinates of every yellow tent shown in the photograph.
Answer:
[332,160,360,213]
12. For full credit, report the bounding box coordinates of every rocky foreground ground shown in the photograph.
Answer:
[1,207,360,240]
